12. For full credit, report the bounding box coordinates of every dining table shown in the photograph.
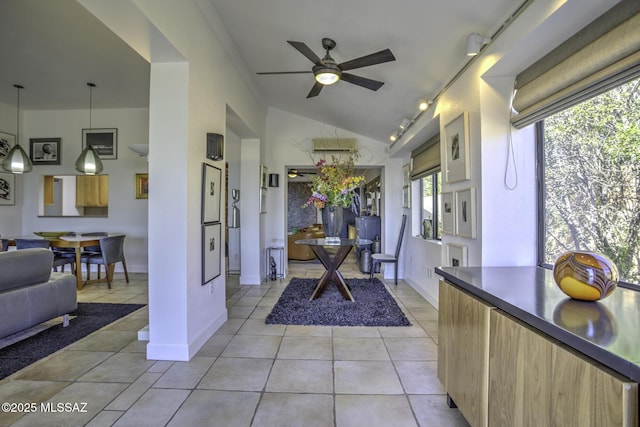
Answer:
[6,234,119,290]
[295,238,372,301]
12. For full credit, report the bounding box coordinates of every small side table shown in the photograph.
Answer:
[266,246,285,280]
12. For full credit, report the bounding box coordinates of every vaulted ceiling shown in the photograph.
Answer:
[0,0,522,143]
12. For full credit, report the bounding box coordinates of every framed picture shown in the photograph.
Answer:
[260,164,268,189]
[202,222,222,285]
[444,112,470,183]
[455,187,476,238]
[0,172,15,205]
[446,243,468,267]
[29,138,61,165]
[259,187,267,214]
[135,173,149,199]
[442,192,455,235]
[0,132,15,162]
[82,128,118,159]
[202,163,222,224]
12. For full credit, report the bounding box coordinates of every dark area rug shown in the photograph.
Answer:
[266,278,411,327]
[0,302,145,380]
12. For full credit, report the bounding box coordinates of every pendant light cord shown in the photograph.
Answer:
[14,84,23,147]
[87,82,95,130]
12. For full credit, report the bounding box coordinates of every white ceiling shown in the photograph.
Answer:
[0,0,523,143]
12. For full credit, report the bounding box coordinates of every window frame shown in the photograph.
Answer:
[417,169,442,240]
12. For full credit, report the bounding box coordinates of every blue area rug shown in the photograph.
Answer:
[0,302,145,379]
[266,278,411,326]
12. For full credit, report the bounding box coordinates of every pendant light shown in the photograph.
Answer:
[1,85,33,174]
[75,82,103,175]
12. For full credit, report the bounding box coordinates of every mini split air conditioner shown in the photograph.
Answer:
[312,138,358,153]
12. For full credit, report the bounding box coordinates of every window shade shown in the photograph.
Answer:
[411,134,440,179]
[511,0,640,128]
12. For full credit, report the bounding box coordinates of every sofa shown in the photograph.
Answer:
[0,248,77,339]
[288,226,325,260]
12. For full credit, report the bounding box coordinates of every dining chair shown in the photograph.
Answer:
[14,238,75,273]
[0,239,9,251]
[81,234,129,288]
[370,214,407,286]
[80,232,108,277]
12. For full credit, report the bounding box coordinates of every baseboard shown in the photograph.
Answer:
[188,308,227,359]
[404,277,439,309]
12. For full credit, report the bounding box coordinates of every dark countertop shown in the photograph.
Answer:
[435,266,640,383]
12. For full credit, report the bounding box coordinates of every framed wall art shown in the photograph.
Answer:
[446,243,468,267]
[202,222,222,285]
[82,128,118,159]
[0,132,15,162]
[202,163,222,224]
[0,172,15,205]
[455,187,476,238]
[442,191,455,235]
[444,112,470,183]
[30,137,61,165]
[135,173,149,199]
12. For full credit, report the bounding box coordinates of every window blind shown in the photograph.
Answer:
[410,134,440,179]
[511,0,640,128]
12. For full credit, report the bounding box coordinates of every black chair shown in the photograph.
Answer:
[81,234,129,288]
[14,238,75,273]
[370,214,407,286]
[0,239,9,252]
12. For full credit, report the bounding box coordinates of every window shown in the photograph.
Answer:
[419,171,442,240]
[538,77,640,286]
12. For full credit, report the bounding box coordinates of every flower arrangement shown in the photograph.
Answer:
[303,153,365,210]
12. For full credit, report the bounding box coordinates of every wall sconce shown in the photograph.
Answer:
[268,173,279,187]
[1,84,33,174]
[466,33,491,56]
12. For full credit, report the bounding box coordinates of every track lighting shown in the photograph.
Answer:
[466,33,491,56]
[399,118,412,130]
[418,99,432,111]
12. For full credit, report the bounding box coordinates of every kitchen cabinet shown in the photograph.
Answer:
[438,280,491,427]
[76,175,108,207]
[489,309,636,427]
[436,269,639,427]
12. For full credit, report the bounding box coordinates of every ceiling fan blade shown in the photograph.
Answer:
[340,73,385,91]
[287,41,322,65]
[339,49,395,71]
[306,82,324,98]
[256,71,312,75]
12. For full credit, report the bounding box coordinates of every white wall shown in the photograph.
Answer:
[393,0,619,307]
[226,128,241,272]
[83,0,268,360]
[264,107,405,279]
[18,107,149,272]
[0,102,24,235]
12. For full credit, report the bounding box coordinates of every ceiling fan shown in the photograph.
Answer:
[257,38,396,98]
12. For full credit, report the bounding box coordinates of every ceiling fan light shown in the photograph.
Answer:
[314,69,340,85]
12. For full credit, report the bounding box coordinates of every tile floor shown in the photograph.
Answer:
[0,257,469,427]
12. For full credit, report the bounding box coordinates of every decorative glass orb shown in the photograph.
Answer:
[553,251,618,301]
